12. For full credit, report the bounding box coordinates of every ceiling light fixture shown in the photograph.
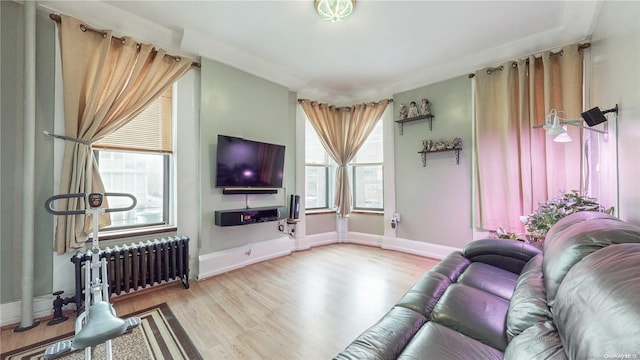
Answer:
[533,105,618,142]
[314,0,355,22]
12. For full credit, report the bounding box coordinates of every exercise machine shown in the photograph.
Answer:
[44,192,140,360]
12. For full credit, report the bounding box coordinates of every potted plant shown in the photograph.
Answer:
[522,190,612,239]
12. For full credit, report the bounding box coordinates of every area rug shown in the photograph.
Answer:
[1,303,202,360]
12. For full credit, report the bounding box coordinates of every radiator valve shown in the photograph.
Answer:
[48,290,73,326]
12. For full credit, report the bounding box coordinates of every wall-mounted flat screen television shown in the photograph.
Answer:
[215,134,285,190]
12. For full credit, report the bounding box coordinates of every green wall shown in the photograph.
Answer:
[199,58,297,254]
[393,76,473,249]
[1,2,55,302]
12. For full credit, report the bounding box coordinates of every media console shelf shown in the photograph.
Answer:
[214,206,288,227]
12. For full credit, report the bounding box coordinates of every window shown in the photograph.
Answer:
[94,87,173,230]
[96,151,168,228]
[351,120,383,211]
[305,120,332,209]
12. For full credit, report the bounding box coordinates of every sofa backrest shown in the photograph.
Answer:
[505,254,551,341]
[541,212,640,306]
[552,243,640,358]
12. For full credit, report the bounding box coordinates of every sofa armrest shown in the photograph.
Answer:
[462,239,542,274]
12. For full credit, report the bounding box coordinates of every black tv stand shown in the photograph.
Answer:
[214,206,287,227]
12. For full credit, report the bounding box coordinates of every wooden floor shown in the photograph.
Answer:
[0,244,438,359]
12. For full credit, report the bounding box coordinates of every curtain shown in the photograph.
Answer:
[54,15,193,254]
[299,99,389,217]
[474,44,583,232]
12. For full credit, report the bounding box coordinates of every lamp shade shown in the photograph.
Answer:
[553,126,572,142]
[314,0,355,22]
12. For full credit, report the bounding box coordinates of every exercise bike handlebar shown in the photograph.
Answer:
[45,193,137,216]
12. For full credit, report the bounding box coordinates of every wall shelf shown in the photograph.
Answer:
[395,114,434,135]
[418,148,461,166]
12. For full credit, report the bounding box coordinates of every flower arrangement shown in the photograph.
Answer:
[522,190,612,238]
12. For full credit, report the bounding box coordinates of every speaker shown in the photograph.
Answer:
[289,194,300,220]
[581,107,607,127]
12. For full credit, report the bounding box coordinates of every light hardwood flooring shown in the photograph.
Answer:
[1,244,439,359]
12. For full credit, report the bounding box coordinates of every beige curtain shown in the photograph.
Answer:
[474,44,583,232]
[54,15,193,254]
[299,99,389,217]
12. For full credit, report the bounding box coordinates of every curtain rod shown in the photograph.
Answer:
[49,14,201,68]
[297,98,393,105]
[468,43,591,78]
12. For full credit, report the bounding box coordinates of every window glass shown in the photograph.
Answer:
[305,120,331,209]
[353,165,383,209]
[352,120,383,210]
[97,151,167,228]
[305,166,328,209]
[306,123,328,164]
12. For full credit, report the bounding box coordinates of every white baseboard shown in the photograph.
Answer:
[197,236,295,280]
[196,232,459,281]
[347,232,383,247]
[305,232,339,248]
[307,231,459,260]
[0,295,53,327]
[382,236,460,260]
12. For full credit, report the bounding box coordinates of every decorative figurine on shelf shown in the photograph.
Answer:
[420,98,432,116]
[453,137,462,149]
[422,140,433,151]
[446,141,455,149]
[434,139,446,150]
[408,101,420,118]
[399,103,408,120]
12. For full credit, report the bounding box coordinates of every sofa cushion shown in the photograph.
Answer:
[458,262,519,300]
[396,271,451,317]
[334,306,427,360]
[542,212,640,305]
[553,243,640,359]
[430,283,509,351]
[398,322,503,360]
[506,254,551,341]
[504,321,567,360]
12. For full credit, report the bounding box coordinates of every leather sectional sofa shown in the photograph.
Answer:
[334,212,640,359]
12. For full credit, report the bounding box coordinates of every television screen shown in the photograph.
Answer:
[215,134,285,189]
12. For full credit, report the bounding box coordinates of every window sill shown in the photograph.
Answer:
[351,210,384,215]
[305,209,336,215]
[96,225,178,242]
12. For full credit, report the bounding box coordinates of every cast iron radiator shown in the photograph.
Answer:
[70,235,190,311]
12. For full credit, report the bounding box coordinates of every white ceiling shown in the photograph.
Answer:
[41,1,601,103]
